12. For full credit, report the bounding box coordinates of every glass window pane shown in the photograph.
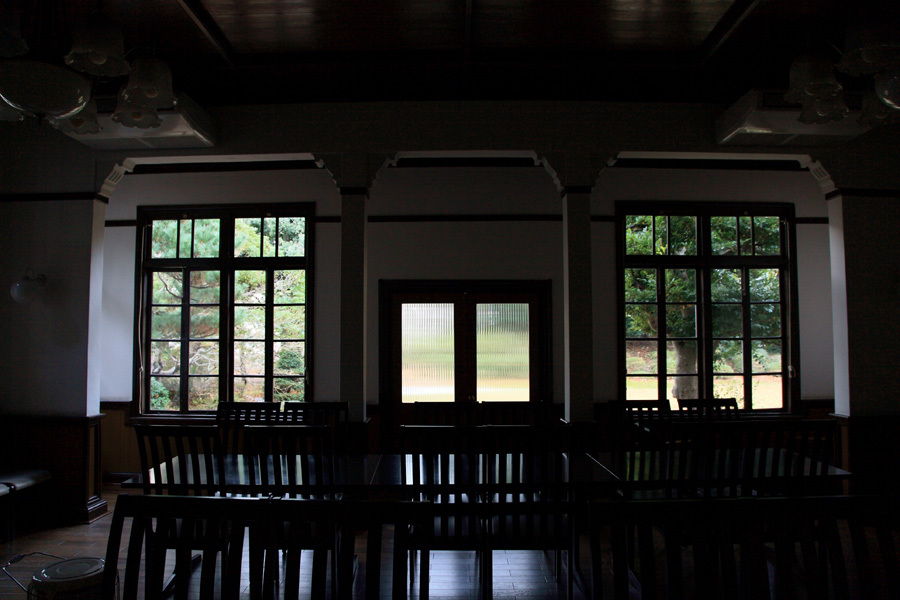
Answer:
[749,269,780,302]
[235,270,266,304]
[150,377,179,411]
[666,304,696,338]
[190,306,219,339]
[739,216,752,255]
[234,306,265,340]
[626,341,657,374]
[667,376,698,403]
[665,269,695,303]
[274,270,305,304]
[263,217,277,257]
[151,341,180,375]
[752,375,782,409]
[711,216,738,255]
[274,378,305,403]
[626,304,657,338]
[190,271,220,304]
[188,377,218,410]
[234,342,266,375]
[402,303,454,403]
[714,376,744,408]
[476,303,529,402]
[669,216,697,255]
[626,376,658,400]
[235,218,262,257]
[151,220,177,258]
[153,272,183,304]
[752,340,781,373]
[754,217,781,255]
[278,217,305,257]
[750,304,781,337]
[714,340,743,373]
[275,341,305,376]
[667,340,697,374]
[711,269,741,302]
[234,377,264,402]
[712,304,742,338]
[188,342,218,375]
[193,219,220,258]
[624,269,656,302]
[274,306,305,339]
[179,219,192,258]
[654,216,668,255]
[151,307,181,339]
[625,215,652,255]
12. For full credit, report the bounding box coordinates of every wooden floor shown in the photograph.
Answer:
[1,488,591,599]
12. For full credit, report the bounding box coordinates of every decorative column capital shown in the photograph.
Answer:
[313,152,394,194]
[537,150,608,194]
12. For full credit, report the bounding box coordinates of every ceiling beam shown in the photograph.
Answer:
[175,0,236,66]
[700,0,764,63]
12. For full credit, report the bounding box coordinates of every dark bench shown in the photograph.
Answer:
[0,468,53,541]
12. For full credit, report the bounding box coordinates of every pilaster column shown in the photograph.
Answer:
[540,152,603,422]
[314,153,391,423]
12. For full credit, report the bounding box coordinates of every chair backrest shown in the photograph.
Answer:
[478,401,548,425]
[412,401,479,426]
[216,401,281,455]
[244,424,336,499]
[280,401,349,450]
[589,495,900,600]
[653,418,838,498]
[677,397,741,421]
[105,494,429,600]
[133,424,223,496]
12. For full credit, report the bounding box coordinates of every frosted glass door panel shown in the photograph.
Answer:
[402,303,455,403]
[477,303,529,402]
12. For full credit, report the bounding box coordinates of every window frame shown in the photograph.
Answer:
[616,202,799,411]
[134,203,315,416]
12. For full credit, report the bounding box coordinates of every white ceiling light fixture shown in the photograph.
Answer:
[0,2,181,135]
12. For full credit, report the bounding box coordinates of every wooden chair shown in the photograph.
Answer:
[132,425,228,600]
[588,495,900,600]
[399,424,487,599]
[677,397,741,421]
[412,401,479,426]
[243,424,339,599]
[480,424,575,600]
[104,494,427,600]
[215,401,281,456]
[477,401,548,425]
[279,401,350,450]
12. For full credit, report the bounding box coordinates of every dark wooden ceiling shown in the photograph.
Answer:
[15,0,900,107]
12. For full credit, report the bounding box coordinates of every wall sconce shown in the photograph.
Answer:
[10,269,47,304]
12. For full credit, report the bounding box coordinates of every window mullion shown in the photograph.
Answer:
[741,266,753,409]
[265,268,275,402]
[657,266,667,402]
[180,267,191,413]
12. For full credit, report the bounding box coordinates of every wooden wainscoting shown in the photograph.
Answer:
[0,414,106,524]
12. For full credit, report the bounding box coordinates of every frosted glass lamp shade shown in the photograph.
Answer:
[111,88,161,128]
[65,13,130,77]
[122,57,176,109]
[50,99,101,133]
[784,51,843,104]
[0,60,91,118]
[874,69,900,110]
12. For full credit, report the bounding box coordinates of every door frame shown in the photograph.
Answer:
[378,279,553,433]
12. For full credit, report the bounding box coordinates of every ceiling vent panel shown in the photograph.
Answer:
[60,93,216,150]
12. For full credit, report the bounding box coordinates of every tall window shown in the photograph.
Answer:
[137,205,313,414]
[619,204,794,410]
